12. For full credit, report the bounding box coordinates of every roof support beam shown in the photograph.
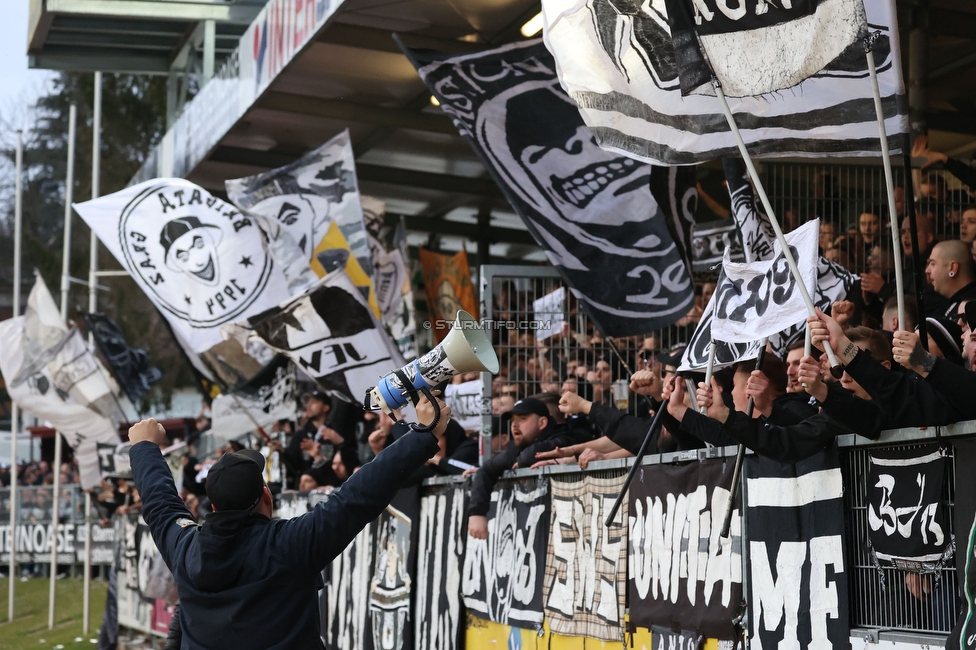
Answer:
[207,146,504,198]
[318,23,486,55]
[389,214,537,247]
[42,0,263,24]
[255,92,457,134]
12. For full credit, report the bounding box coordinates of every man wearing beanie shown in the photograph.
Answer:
[127,394,450,650]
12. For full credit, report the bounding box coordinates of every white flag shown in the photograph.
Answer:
[74,179,291,354]
[225,269,405,403]
[210,357,297,441]
[711,220,819,344]
[0,316,119,489]
[541,0,906,165]
[225,130,372,294]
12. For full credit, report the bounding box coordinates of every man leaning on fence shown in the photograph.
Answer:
[126,394,451,650]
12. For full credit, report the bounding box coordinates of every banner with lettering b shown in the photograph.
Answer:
[745,446,849,649]
[627,459,742,640]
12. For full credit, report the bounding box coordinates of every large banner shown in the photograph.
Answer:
[628,459,742,640]
[225,270,404,404]
[74,178,291,354]
[226,130,372,294]
[369,506,414,650]
[415,484,467,650]
[541,0,907,164]
[404,39,697,337]
[745,447,849,649]
[209,355,297,441]
[544,475,628,641]
[867,444,952,572]
[115,513,176,637]
[324,525,375,650]
[462,477,550,629]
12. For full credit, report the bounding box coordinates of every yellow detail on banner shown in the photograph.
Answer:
[464,614,721,650]
[310,221,380,318]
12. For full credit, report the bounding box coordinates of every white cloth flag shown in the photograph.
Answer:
[710,219,819,344]
[224,269,405,404]
[74,179,291,354]
[0,316,119,489]
[225,130,372,294]
[541,0,906,165]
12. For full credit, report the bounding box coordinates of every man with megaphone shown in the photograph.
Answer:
[124,392,451,650]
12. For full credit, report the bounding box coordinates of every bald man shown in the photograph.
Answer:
[926,240,976,319]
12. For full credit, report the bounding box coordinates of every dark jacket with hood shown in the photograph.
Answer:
[130,429,438,650]
[467,420,576,517]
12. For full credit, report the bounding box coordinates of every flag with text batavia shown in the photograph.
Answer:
[224,269,404,404]
[541,0,907,165]
[402,38,697,337]
[74,179,291,355]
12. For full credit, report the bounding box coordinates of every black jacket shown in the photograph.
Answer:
[467,422,576,517]
[130,430,438,650]
[943,280,976,321]
[925,357,976,421]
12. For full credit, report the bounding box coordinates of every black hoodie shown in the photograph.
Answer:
[130,429,438,650]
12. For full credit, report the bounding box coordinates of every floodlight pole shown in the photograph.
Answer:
[711,81,843,375]
[8,131,24,622]
[50,102,77,630]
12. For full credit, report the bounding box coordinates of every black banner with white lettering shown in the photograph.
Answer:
[415,484,467,650]
[323,523,375,650]
[402,39,696,337]
[462,477,549,629]
[867,444,953,573]
[745,447,849,649]
[628,459,741,639]
[651,626,704,650]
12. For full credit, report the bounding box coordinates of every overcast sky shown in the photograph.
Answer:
[1,1,57,131]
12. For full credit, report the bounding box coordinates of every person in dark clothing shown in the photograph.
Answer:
[926,240,976,321]
[126,394,450,650]
[284,391,332,484]
[893,321,976,422]
[467,397,576,540]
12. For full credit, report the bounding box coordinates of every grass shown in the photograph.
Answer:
[0,575,107,649]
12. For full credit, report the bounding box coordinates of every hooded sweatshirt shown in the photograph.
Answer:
[130,429,438,650]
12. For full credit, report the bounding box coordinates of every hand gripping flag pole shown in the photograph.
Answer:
[865,32,907,334]
[711,79,844,378]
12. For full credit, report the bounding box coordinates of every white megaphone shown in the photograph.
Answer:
[365,310,499,418]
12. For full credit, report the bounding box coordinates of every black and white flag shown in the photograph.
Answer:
[665,0,866,97]
[402,39,697,337]
[541,0,907,164]
[225,269,404,403]
[74,179,291,354]
[209,355,297,440]
[545,475,627,641]
[628,460,741,640]
[745,447,849,649]
[86,313,162,404]
[415,484,466,650]
[867,444,952,572]
[226,130,372,295]
[711,219,819,344]
[0,278,121,489]
[462,477,549,629]
[691,220,744,281]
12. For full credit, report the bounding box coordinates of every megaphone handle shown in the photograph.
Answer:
[408,386,441,434]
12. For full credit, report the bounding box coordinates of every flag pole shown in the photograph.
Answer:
[711,81,844,376]
[901,136,928,347]
[864,34,906,333]
[700,340,717,414]
[8,130,24,622]
[83,71,103,636]
[50,102,77,630]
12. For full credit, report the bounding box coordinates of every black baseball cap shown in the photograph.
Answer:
[304,390,331,406]
[965,301,976,330]
[656,344,687,368]
[206,449,266,512]
[504,397,550,419]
